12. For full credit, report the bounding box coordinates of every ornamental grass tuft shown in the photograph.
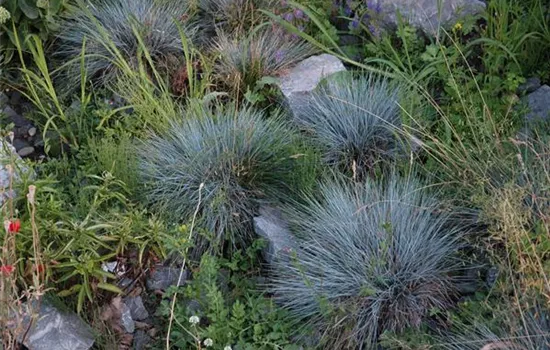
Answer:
[138,105,302,256]
[271,175,467,348]
[57,0,197,90]
[294,72,404,179]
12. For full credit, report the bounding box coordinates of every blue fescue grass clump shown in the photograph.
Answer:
[294,72,403,179]
[57,0,196,89]
[270,175,466,348]
[138,105,302,256]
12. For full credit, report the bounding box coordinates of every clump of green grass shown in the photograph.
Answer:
[85,133,139,195]
[213,26,315,98]
[197,0,279,39]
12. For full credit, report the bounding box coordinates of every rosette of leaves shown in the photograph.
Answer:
[56,0,197,90]
[294,72,404,179]
[270,175,467,348]
[138,105,301,257]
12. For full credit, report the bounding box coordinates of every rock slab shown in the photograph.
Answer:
[253,206,299,265]
[146,266,187,291]
[21,300,95,350]
[377,0,486,35]
[124,296,149,321]
[278,54,346,117]
[521,85,550,123]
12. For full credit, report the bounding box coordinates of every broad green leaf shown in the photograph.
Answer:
[19,0,39,19]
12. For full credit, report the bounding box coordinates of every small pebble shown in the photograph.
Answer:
[17,146,35,157]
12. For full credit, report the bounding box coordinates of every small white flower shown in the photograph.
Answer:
[224,346,232,350]
[203,338,213,347]
[188,315,200,325]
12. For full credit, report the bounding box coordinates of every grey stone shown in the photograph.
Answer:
[146,266,187,291]
[119,277,134,289]
[521,85,550,123]
[133,330,151,350]
[20,300,95,350]
[13,139,34,157]
[9,91,22,106]
[28,127,37,137]
[185,299,202,314]
[0,92,8,107]
[1,106,26,127]
[278,54,346,117]
[12,138,29,151]
[0,142,30,206]
[124,296,149,321]
[518,77,541,95]
[377,0,486,36]
[17,146,35,157]
[253,206,299,265]
[121,302,135,333]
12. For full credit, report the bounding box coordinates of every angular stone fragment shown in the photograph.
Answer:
[278,54,346,117]
[20,300,95,350]
[253,206,299,265]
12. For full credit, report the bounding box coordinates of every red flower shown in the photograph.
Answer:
[8,219,20,233]
[0,265,15,276]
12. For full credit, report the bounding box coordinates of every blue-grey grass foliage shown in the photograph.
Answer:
[439,306,550,350]
[270,175,466,348]
[213,26,315,96]
[57,0,196,89]
[138,105,300,256]
[294,72,403,179]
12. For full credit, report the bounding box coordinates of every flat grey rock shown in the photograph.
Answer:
[0,92,8,107]
[146,266,187,291]
[133,330,151,350]
[20,300,94,350]
[121,302,135,333]
[521,85,550,122]
[278,54,346,117]
[518,77,541,95]
[124,296,149,321]
[1,105,28,127]
[253,206,299,265]
[377,0,486,35]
